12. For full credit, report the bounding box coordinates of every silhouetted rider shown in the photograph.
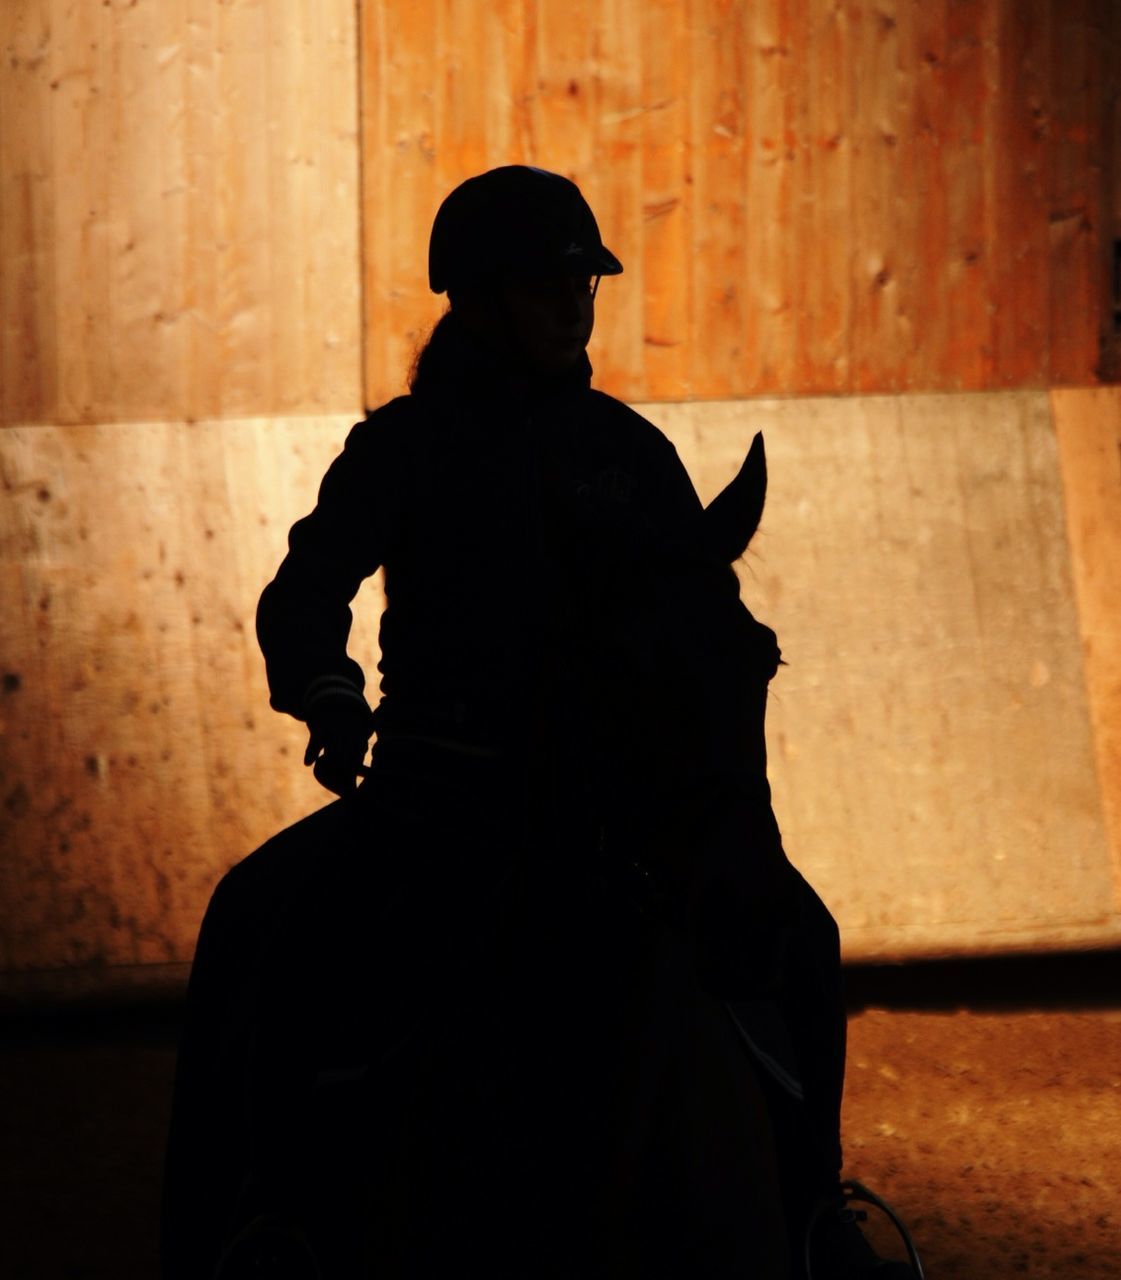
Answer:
[247,166,920,1280]
[256,167,706,833]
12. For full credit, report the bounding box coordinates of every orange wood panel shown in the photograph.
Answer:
[791,0,852,393]
[895,0,949,391]
[742,0,799,393]
[638,0,691,399]
[1048,1,1110,385]
[688,0,748,399]
[850,0,905,392]
[0,2,59,421]
[353,0,1117,404]
[940,0,997,388]
[362,0,444,400]
[477,1,534,164]
[1052,387,1121,926]
[438,0,491,185]
[0,0,362,426]
[989,0,1052,387]
[532,0,596,178]
[588,0,645,401]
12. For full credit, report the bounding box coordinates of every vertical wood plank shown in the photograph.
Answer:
[214,0,273,416]
[313,0,364,412]
[1106,0,1121,383]
[744,0,798,393]
[849,0,904,392]
[895,0,948,390]
[638,0,691,399]
[989,0,1051,387]
[47,0,108,423]
[941,0,996,388]
[365,0,1111,406]
[368,0,443,403]
[360,0,389,405]
[0,1,57,422]
[479,0,533,166]
[1048,0,1106,385]
[533,0,595,179]
[792,0,851,393]
[1051,388,1121,908]
[589,0,644,399]
[439,0,490,185]
[2,0,360,425]
[179,0,220,421]
[689,0,748,398]
[109,0,175,416]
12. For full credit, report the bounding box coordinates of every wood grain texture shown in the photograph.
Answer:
[990,0,1051,387]
[2,392,1117,992]
[0,0,362,425]
[0,415,382,976]
[1047,0,1110,386]
[793,0,851,392]
[1051,387,1121,937]
[358,0,1117,405]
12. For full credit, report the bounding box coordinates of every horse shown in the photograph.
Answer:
[162,432,818,1279]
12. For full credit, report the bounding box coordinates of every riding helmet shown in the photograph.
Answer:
[428,165,624,295]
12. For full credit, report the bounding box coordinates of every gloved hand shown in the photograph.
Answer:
[302,699,374,796]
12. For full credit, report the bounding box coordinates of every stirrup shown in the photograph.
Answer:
[804,1179,925,1280]
[212,1212,323,1280]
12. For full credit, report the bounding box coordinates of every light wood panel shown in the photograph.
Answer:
[359,0,1120,406]
[0,0,362,425]
[647,389,1120,960]
[3,391,1118,997]
[0,415,383,979]
[1052,388,1121,923]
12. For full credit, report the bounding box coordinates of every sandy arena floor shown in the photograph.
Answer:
[1,953,1119,1278]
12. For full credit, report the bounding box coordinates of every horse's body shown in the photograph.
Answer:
[162,434,834,1279]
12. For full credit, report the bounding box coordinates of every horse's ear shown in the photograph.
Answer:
[702,431,766,562]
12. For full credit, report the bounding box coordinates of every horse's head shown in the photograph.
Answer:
[554,432,779,849]
[542,429,788,973]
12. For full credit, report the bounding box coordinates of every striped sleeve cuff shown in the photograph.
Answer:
[301,674,371,721]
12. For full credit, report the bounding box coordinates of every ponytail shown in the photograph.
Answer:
[408,308,458,394]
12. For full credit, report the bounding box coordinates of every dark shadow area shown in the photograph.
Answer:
[2,951,1119,1278]
[0,1001,180,1280]
[0,996,185,1050]
[843,947,1121,1013]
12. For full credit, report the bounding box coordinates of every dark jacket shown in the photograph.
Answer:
[256,317,707,758]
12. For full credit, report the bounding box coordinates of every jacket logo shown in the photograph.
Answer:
[597,467,634,503]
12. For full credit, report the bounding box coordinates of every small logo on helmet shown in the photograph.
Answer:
[565,242,583,256]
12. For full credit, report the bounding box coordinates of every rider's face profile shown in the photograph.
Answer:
[497,271,597,375]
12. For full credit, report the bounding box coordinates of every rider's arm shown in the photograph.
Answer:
[255,401,408,727]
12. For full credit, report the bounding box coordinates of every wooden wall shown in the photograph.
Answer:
[651,387,1121,959]
[0,0,366,998]
[0,0,362,426]
[361,0,1120,407]
[0,416,383,990]
[2,1,1120,997]
[3,390,1119,994]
